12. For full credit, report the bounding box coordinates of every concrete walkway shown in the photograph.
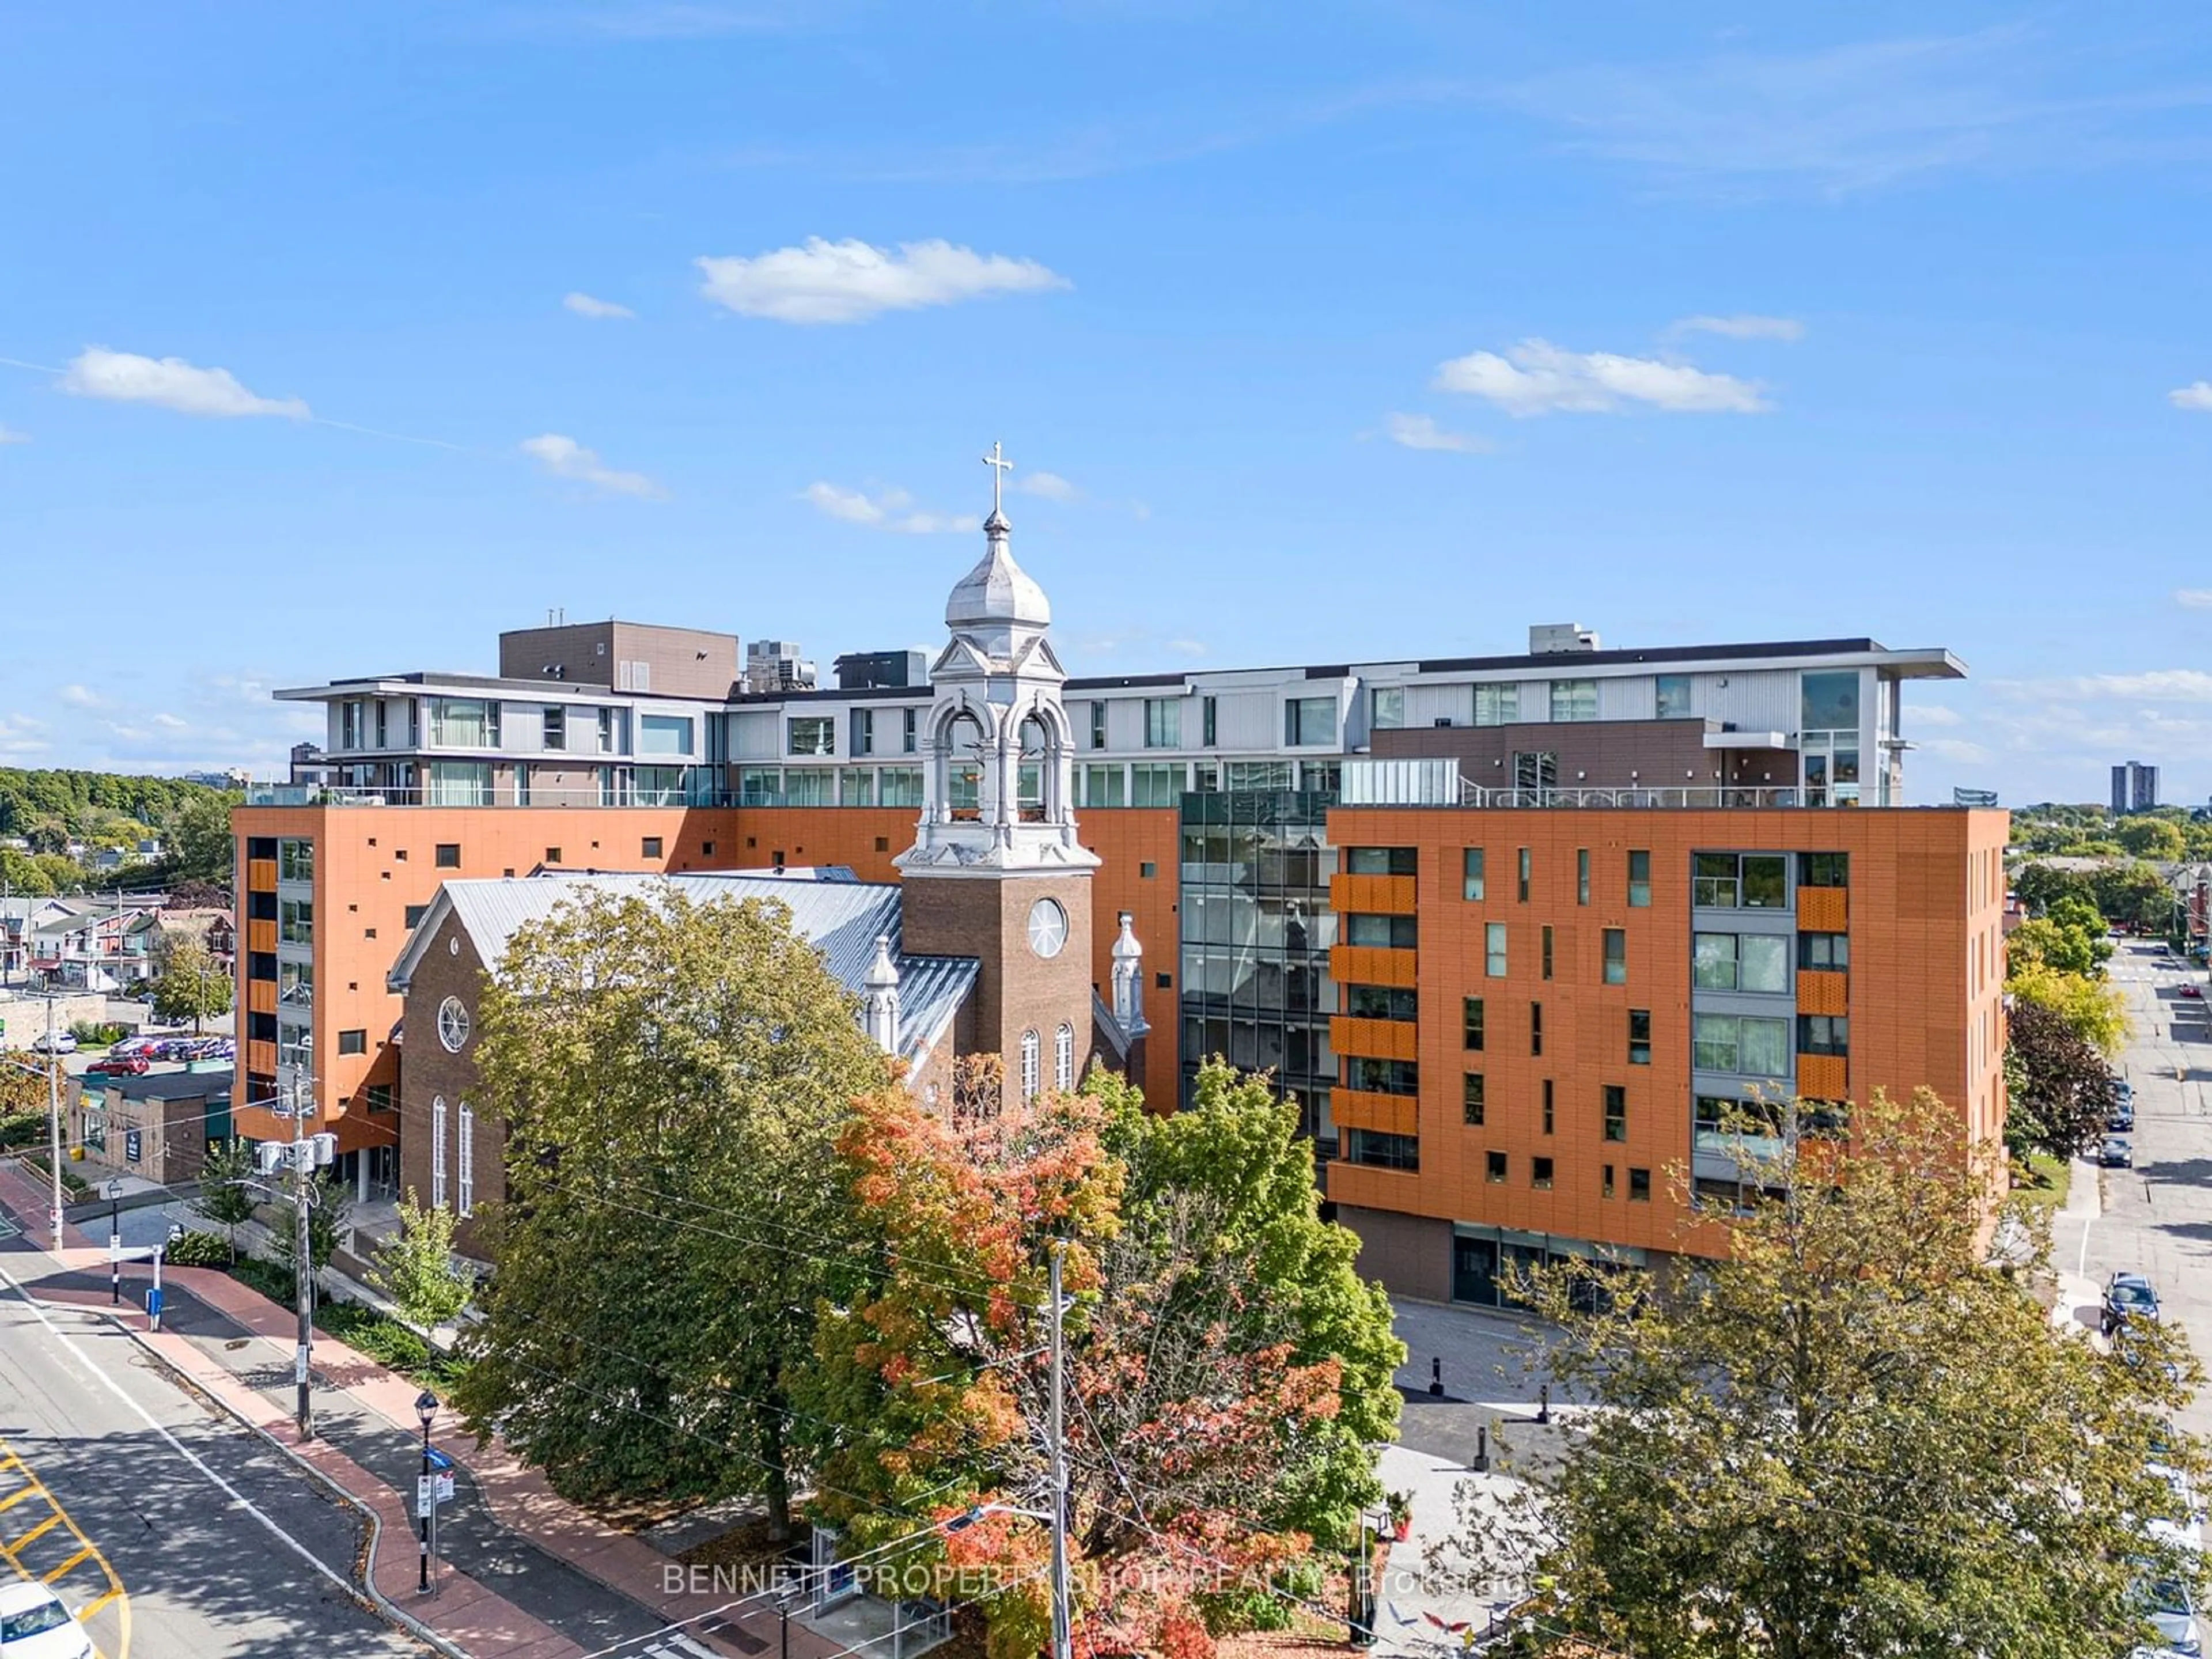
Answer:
[0,1156,852,1659]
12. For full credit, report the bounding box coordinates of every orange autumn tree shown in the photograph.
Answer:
[795,1058,1403,1659]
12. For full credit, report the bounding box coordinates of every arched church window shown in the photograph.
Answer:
[1054,1023,1074,1091]
[1017,715,1051,824]
[1020,1029,1041,1101]
[945,712,984,821]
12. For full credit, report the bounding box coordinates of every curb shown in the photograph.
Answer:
[43,1289,469,1659]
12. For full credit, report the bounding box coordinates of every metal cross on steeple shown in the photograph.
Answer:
[982,440,1012,516]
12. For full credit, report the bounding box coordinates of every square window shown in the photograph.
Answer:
[1486,1150,1508,1184]
[403,904,427,929]
[1800,852,1850,889]
[1463,1074,1485,1126]
[1798,1014,1849,1056]
[1463,849,1486,900]
[1141,861,1156,878]
[338,1029,367,1056]
[1154,971,1172,989]
[1743,855,1787,908]
[1799,931,1849,970]
[1629,1009,1652,1065]
[1628,850,1651,907]
[546,847,562,863]
[1549,678,1598,722]
[1532,1156,1554,1190]
[642,836,664,858]
[1576,849,1590,906]
[1541,925,1554,981]
[1656,674,1693,718]
[1486,922,1508,978]
[1474,683,1518,725]
[1463,997,1485,1051]
[702,841,716,856]
[1603,928,1626,985]
[1517,847,1531,902]
[1604,1085,1626,1142]
[1629,1167,1652,1202]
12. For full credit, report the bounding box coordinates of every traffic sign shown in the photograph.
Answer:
[435,1472,455,1503]
[416,1476,434,1519]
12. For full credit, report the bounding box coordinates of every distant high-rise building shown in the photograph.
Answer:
[2112,761,2160,815]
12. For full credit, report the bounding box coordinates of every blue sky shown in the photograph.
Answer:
[2,2,2210,805]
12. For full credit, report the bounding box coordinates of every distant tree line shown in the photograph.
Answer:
[0,767,237,895]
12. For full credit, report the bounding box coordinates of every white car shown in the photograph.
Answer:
[0,1583,93,1659]
[26,1032,76,1055]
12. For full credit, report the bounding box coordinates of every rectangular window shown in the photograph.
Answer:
[1741,934,1789,994]
[278,838,315,883]
[1474,683,1519,726]
[364,1083,394,1114]
[428,698,494,747]
[434,843,460,869]
[1603,928,1626,984]
[787,716,834,757]
[1799,852,1849,889]
[1513,751,1558,794]
[1694,852,1787,908]
[1692,853,1738,908]
[1347,846,1418,876]
[1656,673,1693,718]
[1530,1001,1543,1057]
[543,705,566,751]
[1347,914,1417,948]
[1463,1074,1485,1126]
[1344,1130,1420,1171]
[1549,679,1598,722]
[1130,763,1185,805]
[1143,698,1181,749]
[1628,850,1650,907]
[1082,765,1127,808]
[1798,1014,1850,1056]
[1486,922,1508,978]
[1517,847,1531,902]
[1346,1058,1419,1096]
[1372,687,1405,730]
[1201,696,1217,747]
[903,707,919,753]
[1577,849,1590,905]
[839,768,875,806]
[1542,1078,1554,1135]
[1629,1009,1652,1065]
[1603,1163,1616,1199]
[279,897,313,946]
[878,766,924,808]
[1286,695,1336,747]
[1604,1085,1626,1142]
[597,706,618,753]
[1463,997,1485,1052]
[1629,1167,1652,1202]
[1541,925,1554,981]
[1799,931,1850,970]
[249,891,277,921]
[1090,700,1108,750]
[642,836,664,858]
[1349,985,1419,1021]
[278,959,312,1007]
[339,699,365,749]
[1801,670,1860,733]
[457,1103,475,1217]
[425,760,492,806]
[1487,1150,1508,1184]
[1462,849,1486,900]
[1695,1014,1791,1077]
[431,1096,448,1210]
[403,903,427,929]
[338,1029,366,1056]
[641,714,694,756]
[1532,1156,1555,1190]
[852,708,876,756]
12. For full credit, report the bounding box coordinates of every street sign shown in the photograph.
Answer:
[124,1128,142,1164]
[108,1234,122,1263]
[416,1476,434,1519]
[295,1346,309,1384]
[425,1448,453,1471]
[435,1472,456,1503]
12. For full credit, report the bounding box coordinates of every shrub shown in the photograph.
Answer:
[68,1021,127,1048]
[163,1230,233,1268]
[0,1110,44,1150]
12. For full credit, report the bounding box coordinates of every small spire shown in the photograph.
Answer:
[982,440,1012,525]
[864,933,900,990]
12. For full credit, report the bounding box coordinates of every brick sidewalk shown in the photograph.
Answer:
[0,1157,846,1659]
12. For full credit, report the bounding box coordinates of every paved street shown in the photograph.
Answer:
[0,1237,425,1658]
[2064,939,2212,1436]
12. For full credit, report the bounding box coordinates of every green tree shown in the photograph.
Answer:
[192,1138,260,1259]
[1436,1088,2209,1659]
[269,1171,353,1275]
[150,937,234,1029]
[2011,861,2093,916]
[2116,816,2187,861]
[367,1189,472,1331]
[2006,998,2121,1160]
[452,885,889,1537]
[2007,959,2130,1055]
[2088,859,2175,932]
[796,1059,1403,1659]
[165,792,237,885]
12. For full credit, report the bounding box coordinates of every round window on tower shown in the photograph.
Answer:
[1027,897,1068,960]
[437,996,472,1053]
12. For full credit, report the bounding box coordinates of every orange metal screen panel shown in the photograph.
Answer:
[247,859,278,889]
[248,980,276,1016]
[1330,873,1418,915]
[1330,1016,1419,1060]
[247,919,277,953]
[1797,1053,1847,1100]
[1796,969,1848,1017]
[1332,1089,1419,1136]
[1797,887,1848,933]
[248,1040,278,1075]
[1330,945,1417,988]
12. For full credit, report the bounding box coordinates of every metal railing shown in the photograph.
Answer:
[1463,783,1808,809]
[244,783,732,809]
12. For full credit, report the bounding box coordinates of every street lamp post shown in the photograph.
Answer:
[415,1389,437,1594]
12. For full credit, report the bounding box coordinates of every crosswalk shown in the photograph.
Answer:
[642,1634,724,1659]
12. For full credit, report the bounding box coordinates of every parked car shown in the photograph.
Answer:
[2104,1137,2137,1169]
[2111,1104,2138,1133]
[2107,1271,2162,1334]
[85,1054,149,1077]
[151,1038,195,1061]
[2115,1075,2135,1101]
[0,1581,94,1658]
[108,1036,157,1058]
[27,1032,76,1055]
[2182,984,2203,999]
[2132,1565,2201,1659]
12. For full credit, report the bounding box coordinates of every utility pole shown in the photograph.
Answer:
[292,1044,315,1441]
[44,997,63,1253]
[1047,1241,1073,1659]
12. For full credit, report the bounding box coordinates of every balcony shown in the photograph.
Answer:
[1340,759,1925,810]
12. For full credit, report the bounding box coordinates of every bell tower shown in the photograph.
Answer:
[896,444,1101,1094]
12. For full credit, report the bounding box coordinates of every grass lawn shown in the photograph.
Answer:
[2013,1152,2070,1213]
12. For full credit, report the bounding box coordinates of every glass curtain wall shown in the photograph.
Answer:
[1177,786,1340,1154]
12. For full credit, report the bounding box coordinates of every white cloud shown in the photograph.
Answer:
[0,425,26,445]
[1920,737,1991,764]
[58,347,309,419]
[2028,669,2212,702]
[800,481,976,535]
[2171,381,2212,412]
[2175,589,2212,610]
[563,291,637,320]
[1166,639,1208,657]
[1433,339,1770,416]
[1910,704,1964,726]
[695,238,1070,324]
[1012,470,1081,502]
[1385,412,1498,453]
[58,684,104,709]
[519,433,666,499]
[150,712,189,731]
[1666,314,1805,342]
